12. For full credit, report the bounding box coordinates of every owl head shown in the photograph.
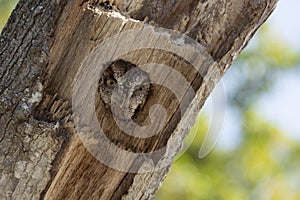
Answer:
[98,59,150,120]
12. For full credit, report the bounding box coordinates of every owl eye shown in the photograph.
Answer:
[137,87,144,91]
[106,79,117,87]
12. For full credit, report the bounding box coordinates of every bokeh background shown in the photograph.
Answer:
[1,0,299,199]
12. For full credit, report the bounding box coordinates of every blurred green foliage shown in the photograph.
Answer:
[0,0,18,31]
[156,25,300,200]
[157,111,300,200]
[241,25,300,68]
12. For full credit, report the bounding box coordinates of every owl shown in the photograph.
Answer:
[98,59,150,120]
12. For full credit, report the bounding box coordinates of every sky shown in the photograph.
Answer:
[249,0,300,140]
[258,0,300,140]
[204,0,300,150]
[269,0,300,49]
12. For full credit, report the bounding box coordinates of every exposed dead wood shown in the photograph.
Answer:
[0,0,278,199]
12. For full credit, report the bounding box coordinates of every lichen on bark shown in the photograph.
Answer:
[0,0,65,199]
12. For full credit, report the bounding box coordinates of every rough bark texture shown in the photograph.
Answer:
[0,0,278,199]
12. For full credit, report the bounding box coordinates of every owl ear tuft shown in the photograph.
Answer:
[113,59,137,69]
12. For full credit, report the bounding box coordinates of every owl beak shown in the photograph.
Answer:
[112,93,129,108]
[121,97,128,109]
[121,88,133,107]
[111,90,132,120]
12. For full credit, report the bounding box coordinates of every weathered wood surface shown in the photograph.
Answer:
[0,0,278,199]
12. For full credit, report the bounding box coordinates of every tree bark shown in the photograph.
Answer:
[0,0,277,199]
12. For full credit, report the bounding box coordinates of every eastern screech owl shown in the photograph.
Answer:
[98,59,150,120]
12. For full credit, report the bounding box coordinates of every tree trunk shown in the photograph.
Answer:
[0,0,277,199]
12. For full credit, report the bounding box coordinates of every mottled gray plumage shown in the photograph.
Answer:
[98,59,150,120]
